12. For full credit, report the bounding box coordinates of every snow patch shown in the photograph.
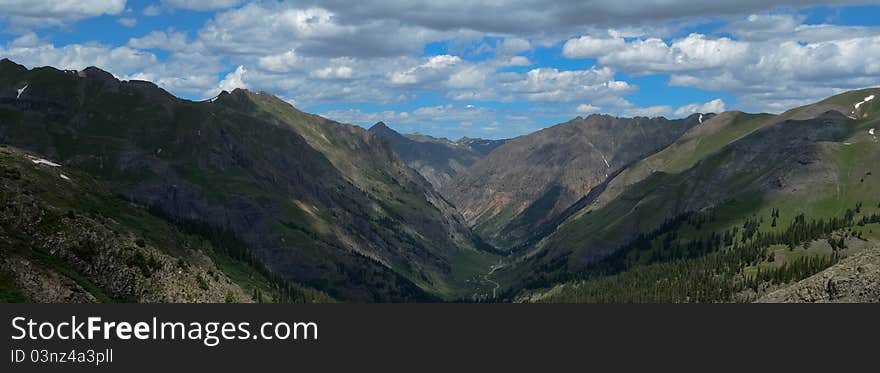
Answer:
[601,154,610,168]
[59,174,70,181]
[29,157,61,167]
[854,95,875,111]
[16,84,28,99]
[870,128,875,136]
[698,114,703,124]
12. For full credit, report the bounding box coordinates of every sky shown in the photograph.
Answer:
[1,1,880,139]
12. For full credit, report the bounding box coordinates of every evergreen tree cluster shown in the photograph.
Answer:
[535,202,871,303]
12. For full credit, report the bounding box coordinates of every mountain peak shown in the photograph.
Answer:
[78,66,117,83]
[230,87,250,96]
[369,121,399,134]
[368,122,409,143]
[0,58,28,75]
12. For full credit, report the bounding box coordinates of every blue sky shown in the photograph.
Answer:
[2,1,880,139]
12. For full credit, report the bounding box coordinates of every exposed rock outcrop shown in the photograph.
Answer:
[757,248,880,303]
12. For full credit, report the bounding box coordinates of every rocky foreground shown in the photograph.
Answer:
[757,247,880,303]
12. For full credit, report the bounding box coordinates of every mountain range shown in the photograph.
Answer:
[1,58,878,303]
[368,122,505,189]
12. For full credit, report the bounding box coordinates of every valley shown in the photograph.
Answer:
[1,58,879,303]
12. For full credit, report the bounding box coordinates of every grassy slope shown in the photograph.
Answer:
[0,144,333,303]
[243,91,499,299]
[509,88,880,300]
[589,112,776,212]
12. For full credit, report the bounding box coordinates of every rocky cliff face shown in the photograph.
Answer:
[443,114,702,248]
[757,247,880,303]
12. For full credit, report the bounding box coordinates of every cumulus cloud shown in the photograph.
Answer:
[566,33,749,75]
[295,0,869,35]
[621,98,726,118]
[502,56,533,67]
[1,39,157,77]
[562,17,880,113]
[143,5,162,16]
[128,31,191,52]
[311,66,354,80]
[197,3,454,58]
[161,0,241,11]
[496,38,532,56]
[322,103,508,138]
[0,0,126,29]
[257,50,300,73]
[9,0,878,137]
[117,17,137,28]
[217,65,248,93]
[576,104,600,114]
[673,98,726,116]
[390,55,463,85]
[497,67,634,102]
[322,104,491,126]
[563,35,626,58]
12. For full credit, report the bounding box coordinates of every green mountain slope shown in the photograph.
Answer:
[0,59,496,301]
[0,145,331,303]
[507,88,880,301]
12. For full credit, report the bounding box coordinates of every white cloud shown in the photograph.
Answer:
[497,67,634,102]
[673,99,726,116]
[297,1,867,36]
[1,41,157,77]
[579,33,749,75]
[0,32,223,99]
[666,33,880,112]
[503,56,532,67]
[576,104,600,114]
[497,38,532,56]
[161,0,240,11]
[117,17,137,28]
[196,3,459,58]
[204,65,248,98]
[562,35,626,58]
[323,104,492,127]
[311,66,354,80]
[561,18,880,113]
[143,5,161,16]
[621,98,727,118]
[726,14,805,41]
[128,31,190,52]
[9,32,44,48]
[447,66,488,88]
[258,50,300,73]
[626,105,674,117]
[0,0,126,29]
[322,109,412,125]
[390,55,462,85]
[424,55,462,69]
[7,1,875,139]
